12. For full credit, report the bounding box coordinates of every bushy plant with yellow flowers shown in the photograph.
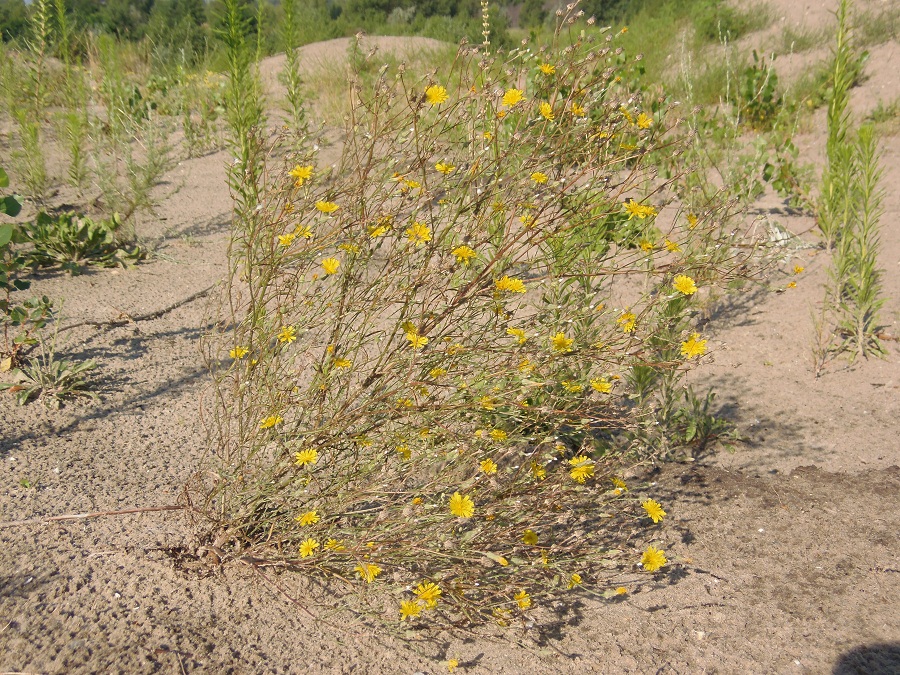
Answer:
[196,5,759,631]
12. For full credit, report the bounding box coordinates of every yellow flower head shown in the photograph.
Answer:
[425,84,449,105]
[569,455,595,483]
[449,491,474,518]
[665,239,681,253]
[489,428,507,442]
[480,458,498,474]
[315,201,339,214]
[530,171,549,184]
[612,477,627,493]
[590,378,612,393]
[530,461,546,480]
[296,510,320,526]
[673,274,698,295]
[617,312,636,333]
[405,330,428,349]
[278,233,296,247]
[435,161,456,175]
[478,395,495,410]
[551,332,574,353]
[642,498,666,523]
[502,88,524,107]
[324,538,345,551]
[278,325,298,343]
[259,415,283,429]
[299,538,319,558]
[538,63,555,75]
[334,358,352,368]
[681,333,707,359]
[641,545,667,572]
[230,346,249,359]
[571,102,586,117]
[636,112,653,129]
[495,275,526,293]
[522,529,538,545]
[319,257,340,275]
[414,581,442,607]
[623,199,657,220]
[514,590,531,610]
[794,265,805,274]
[368,224,388,238]
[539,102,554,121]
[506,327,527,344]
[429,367,447,378]
[447,659,459,673]
[355,563,382,583]
[452,245,477,265]
[294,448,318,467]
[288,164,313,187]
[400,600,423,621]
[687,213,699,229]
[406,221,432,247]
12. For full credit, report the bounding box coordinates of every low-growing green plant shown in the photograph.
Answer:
[0,342,97,408]
[738,51,781,130]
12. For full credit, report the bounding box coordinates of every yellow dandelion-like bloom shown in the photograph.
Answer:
[561,380,583,393]
[530,461,546,480]
[288,164,313,187]
[623,199,657,220]
[429,367,447,379]
[522,529,538,545]
[294,448,318,467]
[435,161,456,175]
[539,102,554,121]
[480,458,498,474]
[324,538,345,551]
[786,281,797,289]
[621,108,635,124]
[507,327,527,344]
[447,659,459,672]
[293,224,313,239]
[571,102,586,117]
[687,213,699,229]
[400,600,422,621]
[538,63,555,75]
[568,573,582,589]
[637,112,653,129]
[315,201,339,214]
[641,545,667,572]
[530,171,549,184]
[642,498,666,523]
[590,378,612,393]
[403,179,421,191]
[617,312,637,333]
[612,477,628,493]
[794,265,805,274]
[551,332,574,353]
[259,415,283,429]
[569,455,595,483]
[414,581,442,608]
[478,395,495,410]
[425,84,448,105]
[278,233,295,247]
[639,238,654,252]
[334,358,352,368]
[502,88,524,107]
[296,510,320,526]
[519,214,537,229]
[396,444,411,460]
[514,590,531,610]
[321,257,340,275]
[665,239,681,253]
[673,274,698,295]
[230,346,249,359]
[452,245,477,265]
[405,330,428,349]
[406,221,431,247]
[355,563,382,583]
[518,358,534,373]
[681,333,707,359]
[489,428,507,442]
[368,224,388,238]
[495,275,526,293]
[447,343,465,355]
[449,491,474,518]
[283,201,294,213]
[278,325,298,343]
[298,538,319,558]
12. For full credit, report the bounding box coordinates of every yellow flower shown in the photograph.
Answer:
[641,545,667,572]
[396,444,411,459]
[665,239,681,253]
[794,265,805,274]
[617,312,636,333]
[429,367,447,378]
[506,327,527,344]
[550,332,574,353]
[590,378,612,393]
[687,213,699,229]
[368,224,388,237]
[296,510,320,526]
[447,343,465,355]
[502,88,524,107]
[292,224,312,239]
[288,164,313,186]
[478,395,495,410]
[569,455,595,483]
[406,221,431,247]
[538,63,555,75]
[324,538,345,551]
[447,658,459,672]
[259,415,283,429]
[321,257,340,275]
[299,538,319,557]
[571,102,586,117]
[642,499,666,523]
[636,112,653,129]
[405,330,428,349]
[230,346,249,359]
[294,448,318,467]
[278,233,295,247]
[278,325,298,343]
[451,245,476,265]
[530,171,549,184]
[400,600,422,621]
[539,101,554,121]
[612,477,627,493]
[495,275,526,293]
[514,590,531,610]
[615,586,627,595]
[639,238,654,252]
[489,428,507,442]
[568,573,582,589]
[480,458,498,474]
[425,84,449,105]
[560,380,582,393]
[334,358,352,368]
[449,491,474,518]
[415,581,442,608]
[355,563,382,583]
[522,529,538,545]
[623,199,658,220]
[518,358,534,373]
[681,333,707,359]
[435,161,456,174]
[315,201,339,213]
[673,274,698,295]
[530,461,546,480]
[786,281,797,289]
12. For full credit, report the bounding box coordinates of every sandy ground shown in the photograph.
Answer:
[1,7,899,675]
